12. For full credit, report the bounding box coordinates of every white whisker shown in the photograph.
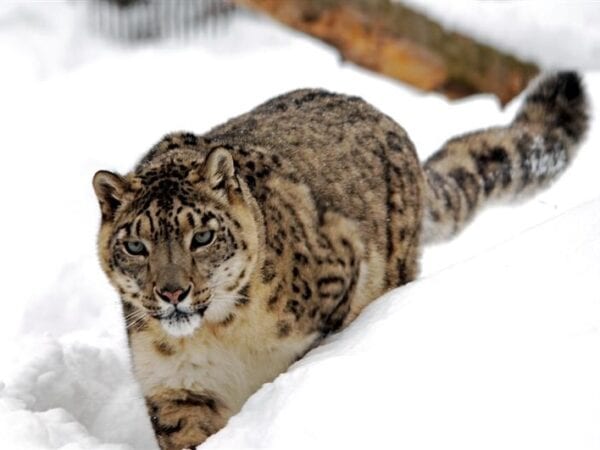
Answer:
[124,308,150,330]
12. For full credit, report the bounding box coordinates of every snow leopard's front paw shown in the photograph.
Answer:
[146,388,228,450]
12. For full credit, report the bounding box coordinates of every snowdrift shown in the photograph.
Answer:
[204,197,600,450]
[1,3,599,450]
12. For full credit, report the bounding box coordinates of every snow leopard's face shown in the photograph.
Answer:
[93,148,258,337]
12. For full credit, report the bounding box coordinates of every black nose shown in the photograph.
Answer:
[155,285,191,305]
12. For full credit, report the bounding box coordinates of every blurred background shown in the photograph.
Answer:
[0,2,599,449]
[2,0,600,96]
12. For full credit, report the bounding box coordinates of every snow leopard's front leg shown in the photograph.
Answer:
[146,388,228,450]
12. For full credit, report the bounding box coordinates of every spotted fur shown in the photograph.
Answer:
[423,72,589,241]
[93,72,588,450]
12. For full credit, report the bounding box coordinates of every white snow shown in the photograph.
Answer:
[397,0,600,70]
[0,2,599,450]
[204,197,600,450]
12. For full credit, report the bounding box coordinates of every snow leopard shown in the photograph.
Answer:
[93,72,588,450]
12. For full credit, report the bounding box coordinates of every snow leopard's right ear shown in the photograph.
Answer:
[93,170,129,222]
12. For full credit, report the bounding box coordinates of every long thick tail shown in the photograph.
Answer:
[422,71,589,243]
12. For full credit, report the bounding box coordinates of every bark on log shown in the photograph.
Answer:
[234,0,539,104]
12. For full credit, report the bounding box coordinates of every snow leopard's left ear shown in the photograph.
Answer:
[203,147,236,191]
[93,170,130,222]
[190,147,240,197]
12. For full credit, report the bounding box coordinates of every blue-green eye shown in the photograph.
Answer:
[191,230,215,250]
[124,240,147,256]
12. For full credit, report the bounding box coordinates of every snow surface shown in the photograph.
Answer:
[0,2,599,450]
[398,0,600,70]
[204,197,600,450]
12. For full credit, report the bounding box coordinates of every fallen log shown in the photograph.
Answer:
[234,0,539,104]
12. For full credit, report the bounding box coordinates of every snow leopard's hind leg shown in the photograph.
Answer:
[422,72,589,243]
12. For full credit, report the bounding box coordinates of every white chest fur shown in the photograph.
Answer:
[131,319,318,414]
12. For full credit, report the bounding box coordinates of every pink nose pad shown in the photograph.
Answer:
[161,289,183,304]
[155,286,191,305]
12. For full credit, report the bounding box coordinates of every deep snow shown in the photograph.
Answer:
[0,2,599,450]
[204,196,600,450]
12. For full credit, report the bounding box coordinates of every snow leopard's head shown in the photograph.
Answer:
[93,144,259,337]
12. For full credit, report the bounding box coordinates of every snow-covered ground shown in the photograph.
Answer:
[400,0,600,70]
[0,2,599,449]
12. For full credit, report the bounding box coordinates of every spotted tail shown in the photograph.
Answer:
[422,72,589,243]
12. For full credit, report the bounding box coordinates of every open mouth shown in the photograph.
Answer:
[165,309,196,321]
[157,305,208,322]
[158,308,205,337]
[149,303,210,337]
